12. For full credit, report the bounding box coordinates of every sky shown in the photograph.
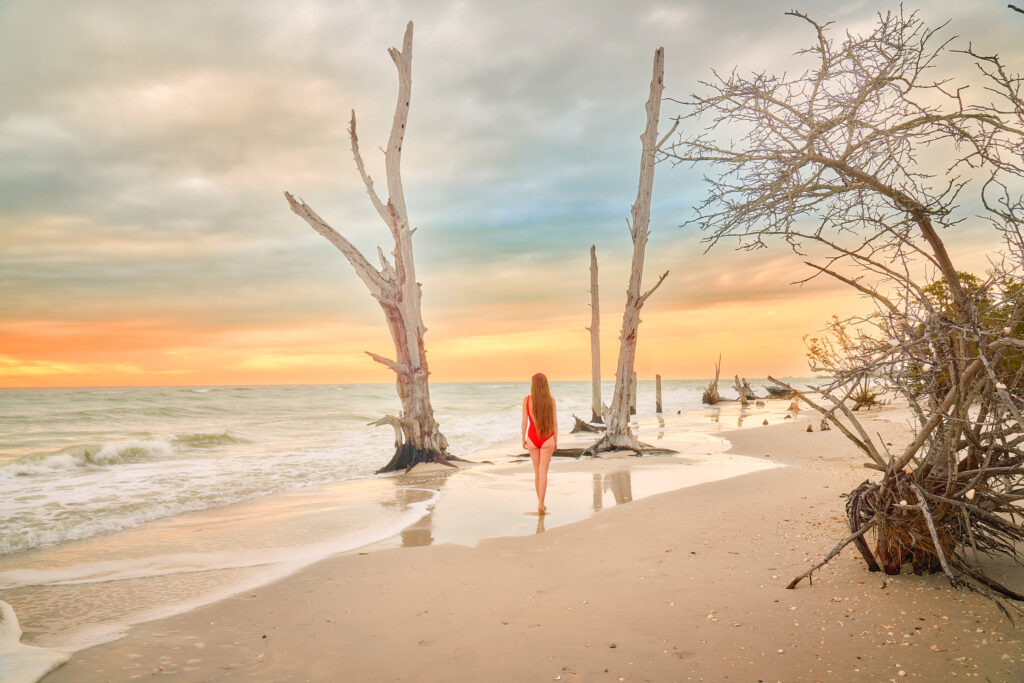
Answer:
[1,0,1021,388]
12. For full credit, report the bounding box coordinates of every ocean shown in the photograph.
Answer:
[0,378,811,678]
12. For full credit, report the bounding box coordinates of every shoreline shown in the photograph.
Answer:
[3,406,779,682]
[39,405,1024,681]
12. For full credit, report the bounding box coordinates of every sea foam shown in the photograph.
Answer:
[0,601,70,683]
[0,487,440,656]
[0,439,174,478]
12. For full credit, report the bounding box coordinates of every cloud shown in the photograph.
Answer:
[0,0,1019,385]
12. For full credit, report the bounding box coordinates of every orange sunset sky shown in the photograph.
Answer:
[1,1,1020,388]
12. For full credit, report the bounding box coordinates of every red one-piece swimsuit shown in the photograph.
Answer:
[526,396,554,448]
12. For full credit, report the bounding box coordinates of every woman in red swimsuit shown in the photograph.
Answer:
[522,372,557,515]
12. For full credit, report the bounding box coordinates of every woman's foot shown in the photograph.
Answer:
[538,504,547,515]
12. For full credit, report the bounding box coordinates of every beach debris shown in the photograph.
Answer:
[702,355,722,404]
[284,22,451,475]
[583,46,669,458]
[570,415,604,434]
[762,419,769,425]
[734,374,756,404]
[765,384,796,399]
[806,424,813,432]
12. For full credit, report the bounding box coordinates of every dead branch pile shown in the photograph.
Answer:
[667,9,1024,615]
[733,375,756,404]
[702,354,722,404]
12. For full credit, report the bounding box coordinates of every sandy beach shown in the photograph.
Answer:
[40,406,1024,682]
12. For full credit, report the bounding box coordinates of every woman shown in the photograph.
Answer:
[522,372,557,515]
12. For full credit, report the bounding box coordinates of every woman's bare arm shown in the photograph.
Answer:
[552,398,558,449]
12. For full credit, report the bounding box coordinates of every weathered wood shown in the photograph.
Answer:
[587,47,668,457]
[655,374,662,413]
[701,354,721,404]
[570,415,605,433]
[629,370,638,415]
[588,245,603,423]
[285,22,449,473]
[787,520,878,589]
[741,377,755,400]
[733,374,748,406]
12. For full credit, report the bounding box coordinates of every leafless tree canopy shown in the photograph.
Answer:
[666,9,1024,616]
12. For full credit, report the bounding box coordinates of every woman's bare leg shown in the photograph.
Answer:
[536,437,555,513]
[528,444,541,501]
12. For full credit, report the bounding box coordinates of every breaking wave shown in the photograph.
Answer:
[0,440,174,478]
[171,430,247,447]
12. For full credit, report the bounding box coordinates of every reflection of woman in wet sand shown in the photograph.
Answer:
[522,373,557,515]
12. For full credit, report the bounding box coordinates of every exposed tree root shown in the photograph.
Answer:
[376,443,452,474]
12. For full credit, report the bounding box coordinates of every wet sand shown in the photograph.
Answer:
[43,406,1024,681]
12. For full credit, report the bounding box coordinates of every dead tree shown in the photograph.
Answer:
[629,370,638,415]
[701,354,721,404]
[667,9,1024,614]
[285,22,450,473]
[588,245,603,423]
[741,377,755,400]
[733,374,749,406]
[585,47,669,456]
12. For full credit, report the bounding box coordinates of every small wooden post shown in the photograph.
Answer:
[629,371,638,415]
[656,374,663,413]
[588,245,602,423]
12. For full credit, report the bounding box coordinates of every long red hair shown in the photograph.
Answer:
[530,373,555,436]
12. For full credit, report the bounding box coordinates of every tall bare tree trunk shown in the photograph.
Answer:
[588,245,603,423]
[284,22,449,473]
[629,371,638,415]
[586,48,669,456]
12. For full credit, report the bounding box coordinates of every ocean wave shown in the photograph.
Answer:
[0,440,174,479]
[171,431,247,448]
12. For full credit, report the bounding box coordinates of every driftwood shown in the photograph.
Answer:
[285,22,449,473]
[588,245,603,423]
[765,385,795,399]
[570,415,606,433]
[733,374,755,405]
[520,444,677,459]
[585,47,669,456]
[701,354,722,404]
